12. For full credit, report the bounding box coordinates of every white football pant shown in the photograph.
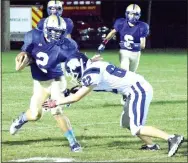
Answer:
[119,49,141,72]
[120,80,153,136]
[30,76,66,118]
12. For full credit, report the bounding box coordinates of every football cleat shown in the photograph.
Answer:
[70,142,82,152]
[168,134,184,157]
[10,113,26,135]
[140,144,160,151]
[121,94,130,105]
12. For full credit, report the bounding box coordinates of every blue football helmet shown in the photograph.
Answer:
[125,4,141,24]
[47,0,63,16]
[65,53,89,83]
[43,15,66,42]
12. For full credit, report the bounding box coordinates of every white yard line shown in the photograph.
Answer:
[8,157,75,162]
[8,155,170,162]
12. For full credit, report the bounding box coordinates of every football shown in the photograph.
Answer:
[15,52,33,71]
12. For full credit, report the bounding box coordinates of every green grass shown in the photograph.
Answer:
[2,50,187,162]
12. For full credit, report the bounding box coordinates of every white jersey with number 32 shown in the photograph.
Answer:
[81,61,148,95]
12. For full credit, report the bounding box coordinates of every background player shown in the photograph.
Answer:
[37,0,74,38]
[98,4,149,105]
[10,15,81,152]
[43,53,184,157]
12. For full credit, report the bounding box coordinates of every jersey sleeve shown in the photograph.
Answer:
[58,38,79,62]
[113,18,124,32]
[21,30,34,54]
[36,18,45,31]
[140,22,150,38]
[64,18,74,34]
[81,68,101,87]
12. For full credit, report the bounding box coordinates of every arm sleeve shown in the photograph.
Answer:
[113,18,123,32]
[21,30,34,54]
[140,23,150,38]
[64,18,74,34]
[36,18,45,31]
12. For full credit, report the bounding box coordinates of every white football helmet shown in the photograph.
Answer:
[47,0,63,16]
[125,4,141,24]
[65,53,89,84]
[43,15,66,42]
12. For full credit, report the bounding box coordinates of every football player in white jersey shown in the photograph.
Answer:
[43,53,184,157]
[98,4,149,105]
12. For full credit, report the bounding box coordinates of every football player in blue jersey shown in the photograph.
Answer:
[10,15,81,152]
[37,0,74,39]
[43,53,184,157]
[98,4,149,105]
[36,0,74,105]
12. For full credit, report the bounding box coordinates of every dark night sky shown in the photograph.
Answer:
[10,0,187,48]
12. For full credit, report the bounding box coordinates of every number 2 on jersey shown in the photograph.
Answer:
[36,52,49,73]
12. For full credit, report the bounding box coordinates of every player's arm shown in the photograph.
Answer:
[43,86,94,108]
[65,18,74,38]
[140,37,146,49]
[98,29,117,52]
[98,18,123,53]
[139,23,150,50]
[58,86,93,104]
[15,30,34,71]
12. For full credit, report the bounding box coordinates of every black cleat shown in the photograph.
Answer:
[140,144,160,151]
[168,135,184,157]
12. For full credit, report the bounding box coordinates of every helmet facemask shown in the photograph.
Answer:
[44,15,66,42]
[47,0,63,16]
[125,4,141,25]
[66,58,84,85]
[65,53,89,85]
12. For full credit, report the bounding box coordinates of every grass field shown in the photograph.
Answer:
[2,50,187,162]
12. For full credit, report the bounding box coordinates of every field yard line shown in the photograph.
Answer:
[9,157,75,162]
[7,155,175,162]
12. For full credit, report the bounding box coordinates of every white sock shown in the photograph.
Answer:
[168,135,175,139]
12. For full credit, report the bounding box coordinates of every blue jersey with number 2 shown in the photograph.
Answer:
[21,29,78,81]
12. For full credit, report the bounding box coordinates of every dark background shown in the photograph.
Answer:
[10,0,187,49]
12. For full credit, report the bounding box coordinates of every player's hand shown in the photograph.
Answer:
[42,99,57,109]
[15,52,33,71]
[90,54,103,62]
[98,44,105,52]
[70,85,81,94]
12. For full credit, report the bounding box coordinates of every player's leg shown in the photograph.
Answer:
[129,81,184,156]
[10,80,50,135]
[129,51,141,72]
[119,49,130,71]
[119,49,131,105]
[50,77,81,152]
[120,92,159,150]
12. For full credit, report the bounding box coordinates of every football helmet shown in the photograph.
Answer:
[125,4,141,24]
[47,0,63,16]
[43,15,66,42]
[65,53,89,84]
